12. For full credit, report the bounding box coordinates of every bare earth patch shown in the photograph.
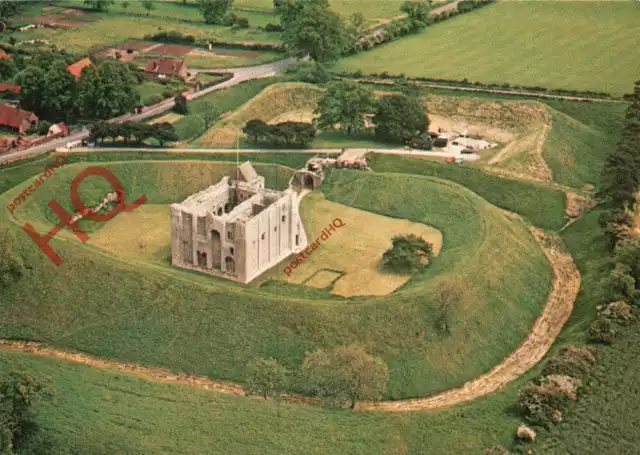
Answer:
[148,113,184,125]
[283,192,443,297]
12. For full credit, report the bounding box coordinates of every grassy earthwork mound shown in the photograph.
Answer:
[0,160,552,400]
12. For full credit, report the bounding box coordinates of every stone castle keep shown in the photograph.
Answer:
[170,162,308,284]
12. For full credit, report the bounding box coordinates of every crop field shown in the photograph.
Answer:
[338,1,640,95]
[0,161,552,400]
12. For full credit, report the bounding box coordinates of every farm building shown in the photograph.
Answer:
[0,84,21,95]
[433,137,448,148]
[67,58,93,79]
[0,104,38,134]
[144,59,188,81]
[170,162,308,284]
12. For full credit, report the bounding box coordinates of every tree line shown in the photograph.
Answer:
[9,54,141,123]
[243,119,316,148]
[89,121,178,146]
[314,79,428,144]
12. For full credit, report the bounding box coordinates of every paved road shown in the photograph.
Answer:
[0,58,299,164]
[56,146,480,161]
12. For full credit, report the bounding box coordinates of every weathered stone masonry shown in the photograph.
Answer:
[170,162,308,284]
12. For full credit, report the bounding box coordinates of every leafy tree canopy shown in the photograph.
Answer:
[314,80,376,136]
[302,344,388,408]
[198,0,233,24]
[279,0,348,61]
[246,358,289,399]
[84,0,115,12]
[374,93,427,144]
[382,234,434,273]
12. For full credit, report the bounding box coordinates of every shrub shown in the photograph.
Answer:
[234,17,250,29]
[588,317,616,344]
[173,93,188,115]
[175,114,205,141]
[265,22,283,32]
[382,234,433,273]
[541,346,596,379]
[288,61,330,83]
[37,120,52,135]
[144,31,195,45]
[517,379,570,427]
[600,300,635,323]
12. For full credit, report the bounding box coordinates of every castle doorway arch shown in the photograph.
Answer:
[211,230,221,269]
[225,256,236,275]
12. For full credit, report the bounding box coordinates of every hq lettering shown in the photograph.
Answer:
[22,167,148,267]
[283,218,345,276]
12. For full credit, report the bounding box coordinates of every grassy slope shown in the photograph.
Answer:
[541,101,626,189]
[337,2,640,95]
[0,163,551,400]
[0,348,525,455]
[368,154,567,231]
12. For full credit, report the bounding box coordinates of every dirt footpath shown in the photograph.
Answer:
[355,227,580,412]
[0,230,579,413]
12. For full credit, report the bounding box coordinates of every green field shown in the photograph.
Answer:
[0,161,552,400]
[338,1,640,95]
[5,2,279,53]
[0,347,531,455]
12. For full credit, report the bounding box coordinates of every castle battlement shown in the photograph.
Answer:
[170,162,308,284]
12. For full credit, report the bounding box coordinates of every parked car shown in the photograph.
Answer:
[461,148,475,155]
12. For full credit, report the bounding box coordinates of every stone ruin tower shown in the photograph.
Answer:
[170,162,308,284]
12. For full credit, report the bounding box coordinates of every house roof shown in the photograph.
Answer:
[0,104,38,130]
[233,162,259,183]
[0,84,21,94]
[67,58,93,79]
[144,59,185,76]
[0,49,11,60]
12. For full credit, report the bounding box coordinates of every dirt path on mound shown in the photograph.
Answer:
[0,229,579,413]
[355,227,580,412]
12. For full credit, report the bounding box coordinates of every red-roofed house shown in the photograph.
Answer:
[144,59,188,81]
[0,84,21,95]
[0,49,11,60]
[0,104,38,134]
[67,58,93,80]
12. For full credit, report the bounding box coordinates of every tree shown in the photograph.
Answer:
[382,234,433,273]
[194,100,218,128]
[16,62,77,121]
[279,0,348,62]
[349,12,365,31]
[243,119,270,144]
[287,60,330,83]
[152,123,178,146]
[0,372,54,453]
[0,1,26,18]
[401,0,431,31]
[314,80,376,136]
[121,0,129,10]
[141,0,154,15]
[84,0,115,11]
[374,93,427,144]
[198,0,233,24]
[247,358,288,399]
[77,61,140,120]
[0,59,16,81]
[302,344,388,409]
[173,93,189,114]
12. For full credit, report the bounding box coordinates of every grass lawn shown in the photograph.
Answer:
[274,192,443,297]
[184,49,281,69]
[135,79,188,106]
[541,100,626,189]
[0,162,552,400]
[368,154,567,231]
[337,1,640,95]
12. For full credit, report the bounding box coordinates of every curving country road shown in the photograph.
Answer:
[0,58,299,165]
